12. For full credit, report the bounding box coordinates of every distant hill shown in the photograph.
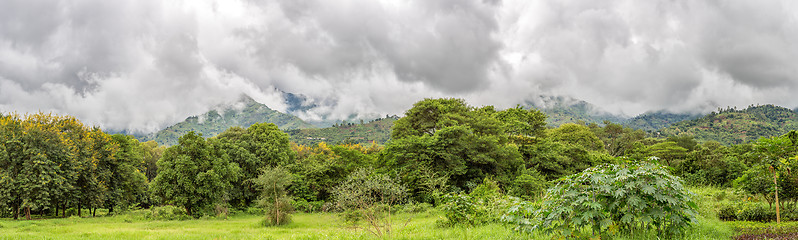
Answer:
[285,117,397,145]
[660,105,798,145]
[625,111,701,132]
[141,96,314,146]
[527,96,626,127]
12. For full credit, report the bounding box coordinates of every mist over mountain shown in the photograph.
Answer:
[2,1,798,133]
[141,95,312,146]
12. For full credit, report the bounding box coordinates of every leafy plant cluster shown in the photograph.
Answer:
[504,162,698,239]
[439,178,513,227]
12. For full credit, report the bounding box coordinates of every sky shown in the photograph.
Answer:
[1,0,798,133]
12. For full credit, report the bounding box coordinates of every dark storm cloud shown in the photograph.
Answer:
[1,0,797,132]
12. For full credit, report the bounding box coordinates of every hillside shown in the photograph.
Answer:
[286,117,397,145]
[142,96,314,146]
[660,105,798,145]
[528,97,626,127]
[625,111,700,132]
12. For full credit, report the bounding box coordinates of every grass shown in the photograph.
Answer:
[0,211,527,240]
[0,209,739,240]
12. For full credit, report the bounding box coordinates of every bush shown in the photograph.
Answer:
[292,199,324,213]
[401,202,432,214]
[505,162,698,238]
[718,204,737,221]
[332,168,408,237]
[150,205,189,220]
[440,193,484,227]
[737,203,776,222]
[440,178,512,227]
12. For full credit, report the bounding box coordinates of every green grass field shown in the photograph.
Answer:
[0,210,743,240]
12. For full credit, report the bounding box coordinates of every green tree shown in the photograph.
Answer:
[383,98,523,201]
[151,132,241,216]
[215,123,295,208]
[253,166,294,226]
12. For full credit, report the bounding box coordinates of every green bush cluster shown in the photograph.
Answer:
[440,178,511,227]
[716,202,776,222]
[292,199,325,213]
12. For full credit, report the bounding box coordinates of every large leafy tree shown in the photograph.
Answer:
[151,132,241,216]
[383,98,523,201]
[105,134,148,213]
[214,123,294,208]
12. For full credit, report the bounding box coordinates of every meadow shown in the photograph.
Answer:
[0,209,744,240]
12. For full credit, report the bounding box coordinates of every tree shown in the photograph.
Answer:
[383,98,523,201]
[215,123,295,208]
[106,134,148,214]
[139,140,165,182]
[253,166,294,226]
[151,132,241,216]
[647,141,688,166]
[494,105,547,139]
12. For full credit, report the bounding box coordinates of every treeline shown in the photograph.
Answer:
[0,113,164,219]
[2,99,798,221]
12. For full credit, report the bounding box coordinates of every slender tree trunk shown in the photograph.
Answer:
[78,203,82,217]
[274,183,280,225]
[55,205,59,217]
[775,173,781,224]
[92,207,96,217]
[25,206,31,220]
[13,205,19,220]
[62,203,66,217]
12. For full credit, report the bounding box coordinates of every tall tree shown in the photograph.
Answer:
[151,132,241,216]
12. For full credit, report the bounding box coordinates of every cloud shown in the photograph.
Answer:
[1,0,797,132]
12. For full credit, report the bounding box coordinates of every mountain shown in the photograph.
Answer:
[141,95,314,146]
[527,96,626,127]
[625,111,701,132]
[659,104,798,145]
[285,116,398,146]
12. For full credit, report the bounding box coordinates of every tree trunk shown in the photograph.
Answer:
[13,205,19,220]
[92,207,96,217]
[78,203,82,217]
[274,183,280,225]
[25,206,31,220]
[62,203,66,217]
[775,173,781,224]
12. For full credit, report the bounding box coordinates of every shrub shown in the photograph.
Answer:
[332,168,408,237]
[440,193,484,227]
[737,202,776,222]
[717,204,737,221]
[440,178,512,227]
[253,166,294,226]
[150,205,189,220]
[293,198,324,213]
[401,202,432,214]
[505,162,698,238]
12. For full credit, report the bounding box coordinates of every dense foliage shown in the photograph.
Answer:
[0,113,150,219]
[6,98,798,239]
[504,162,698,238]
[662,105,798,145]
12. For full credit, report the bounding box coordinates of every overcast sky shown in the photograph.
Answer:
[1,0,798,133]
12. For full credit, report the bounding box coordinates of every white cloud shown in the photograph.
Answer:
[1,0,798,133]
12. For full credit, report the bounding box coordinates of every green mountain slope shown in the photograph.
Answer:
[143,96,314,146]
[625,111,700,132]
[527,97,626,127]
[286,117,397,145]
[660,105,798,145]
